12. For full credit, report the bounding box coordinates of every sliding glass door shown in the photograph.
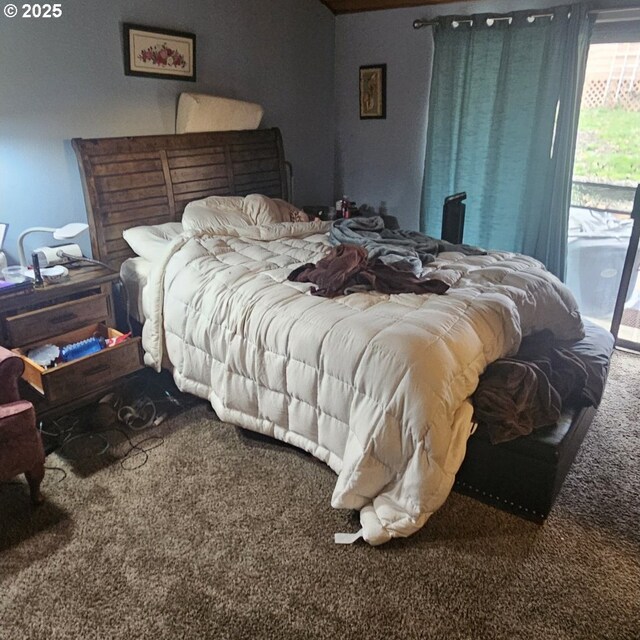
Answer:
[566,35,640,349]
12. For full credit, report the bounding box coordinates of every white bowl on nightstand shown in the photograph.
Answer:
[42,265,69,284]
[21,264,70,284]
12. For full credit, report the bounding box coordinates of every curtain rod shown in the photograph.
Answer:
[413,13,550,28]
[412,6,640,29]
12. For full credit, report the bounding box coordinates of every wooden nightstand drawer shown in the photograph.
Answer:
[5,293,110,347]
[14,323,143,404]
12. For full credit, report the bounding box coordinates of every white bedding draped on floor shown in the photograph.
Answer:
[142,222,583,544]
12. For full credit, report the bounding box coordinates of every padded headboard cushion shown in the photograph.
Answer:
[176,93,264,133]
[72,128,288,268]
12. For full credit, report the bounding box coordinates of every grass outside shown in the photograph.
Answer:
[573,107,640,186]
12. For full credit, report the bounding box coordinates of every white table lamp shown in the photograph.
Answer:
[18,223,89,268]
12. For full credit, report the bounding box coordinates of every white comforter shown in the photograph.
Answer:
[142,221,583,545]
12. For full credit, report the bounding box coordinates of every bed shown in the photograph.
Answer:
[72,129,592,545]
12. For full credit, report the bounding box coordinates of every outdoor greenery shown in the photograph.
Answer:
[573,107,640,186]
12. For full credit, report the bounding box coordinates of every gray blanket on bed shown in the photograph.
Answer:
[329,216,485,274]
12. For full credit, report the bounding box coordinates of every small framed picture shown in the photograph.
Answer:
[359,64,386,119]
[123,23,196,81]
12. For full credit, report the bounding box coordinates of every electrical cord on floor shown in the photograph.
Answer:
[102,426,164,471]
[37,373,195,475]
[38,415,80,439]
[57,430,110,459]
[43,466,67,482]
[48,421,164,471]
[40,415,110,459]
[48,425,164,471]
[117,396,160,431]
[0,466,67,492]
[45,389,176,470]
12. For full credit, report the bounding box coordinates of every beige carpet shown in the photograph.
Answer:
[1,352,639,640]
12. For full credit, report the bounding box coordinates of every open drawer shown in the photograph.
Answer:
[13,323,143,404]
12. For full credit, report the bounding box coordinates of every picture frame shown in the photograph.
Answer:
[123,23,196,81]
[359,64,386,119]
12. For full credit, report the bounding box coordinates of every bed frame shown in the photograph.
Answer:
[72,128,288,268]
[72,128,610,526]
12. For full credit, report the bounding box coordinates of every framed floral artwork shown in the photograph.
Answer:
[359,64,386,119]
[123,23,196,81]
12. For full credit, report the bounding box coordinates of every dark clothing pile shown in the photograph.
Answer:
[329,216,486,275]
[472,327,612,445]
[287,244,450,298]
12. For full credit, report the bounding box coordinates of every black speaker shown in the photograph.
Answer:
[441,192,467,245]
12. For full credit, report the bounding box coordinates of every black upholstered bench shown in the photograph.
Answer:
[455,321,615,523]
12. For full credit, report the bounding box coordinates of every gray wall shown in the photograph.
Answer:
[334,0,564,230]
[0,0,335,263]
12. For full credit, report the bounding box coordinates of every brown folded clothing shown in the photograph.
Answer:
[473,359,562,444]
[516,330,588,405]
[288,244,449,298]
[472,330,590,444]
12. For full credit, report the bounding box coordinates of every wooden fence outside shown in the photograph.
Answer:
[582,43,640,111]
[582,79,640,110]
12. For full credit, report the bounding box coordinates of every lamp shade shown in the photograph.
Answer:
[52,223,89,240]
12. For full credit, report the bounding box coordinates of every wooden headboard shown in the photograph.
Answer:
[72,128,288,268]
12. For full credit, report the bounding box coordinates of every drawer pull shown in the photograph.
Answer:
[48,312,78,325]
[84,364,111,377]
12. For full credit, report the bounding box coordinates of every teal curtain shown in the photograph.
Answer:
[421,5,594,279]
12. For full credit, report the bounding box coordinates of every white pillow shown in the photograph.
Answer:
[243,194,308,224]
[182,196,252,232]
[122,221,183,262]
[182,194,308,232]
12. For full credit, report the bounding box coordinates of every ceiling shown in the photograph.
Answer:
[320,0,468,14]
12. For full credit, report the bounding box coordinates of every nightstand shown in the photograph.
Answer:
[0,266,143,420]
